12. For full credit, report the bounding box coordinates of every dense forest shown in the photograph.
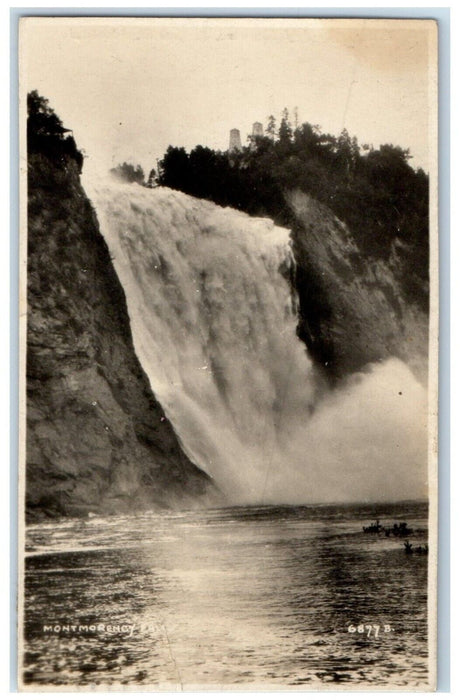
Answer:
[153,111,429,310]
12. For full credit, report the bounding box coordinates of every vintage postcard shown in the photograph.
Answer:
[18,16,438,690]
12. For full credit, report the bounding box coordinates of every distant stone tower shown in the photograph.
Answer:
[229,128,242,152]
[252,121,264,138]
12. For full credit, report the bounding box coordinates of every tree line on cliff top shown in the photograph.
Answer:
[26,92,428,311]
[27,91,84,172]
[153,110,429,310]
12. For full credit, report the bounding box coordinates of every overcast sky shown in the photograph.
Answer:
[21,17,437,176]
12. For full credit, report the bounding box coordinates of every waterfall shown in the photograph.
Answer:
[83,177,428,504]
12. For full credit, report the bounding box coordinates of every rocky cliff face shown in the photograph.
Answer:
[287,190,428,383]
[26,150,216,521]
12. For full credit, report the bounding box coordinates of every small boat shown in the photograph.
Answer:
[363,519,383,534]
[404,541,428,555]
[392,522,413,537]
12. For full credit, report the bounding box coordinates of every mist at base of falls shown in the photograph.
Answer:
[84,177,428,504]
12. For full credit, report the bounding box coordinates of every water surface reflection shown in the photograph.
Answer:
[23,502,429,688]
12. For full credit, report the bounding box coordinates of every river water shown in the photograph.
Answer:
[22,501,429,689]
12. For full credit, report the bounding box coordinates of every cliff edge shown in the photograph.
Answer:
[287,190,428,382]
[25,99,215,521]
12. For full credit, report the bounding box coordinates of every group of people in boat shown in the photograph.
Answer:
[404,541,429,555]
[362,519,413,537]
[362,519,428,555]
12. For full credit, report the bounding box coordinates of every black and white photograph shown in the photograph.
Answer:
[18,16,438,690]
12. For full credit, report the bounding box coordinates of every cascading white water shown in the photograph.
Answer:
[84,177,428,504]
